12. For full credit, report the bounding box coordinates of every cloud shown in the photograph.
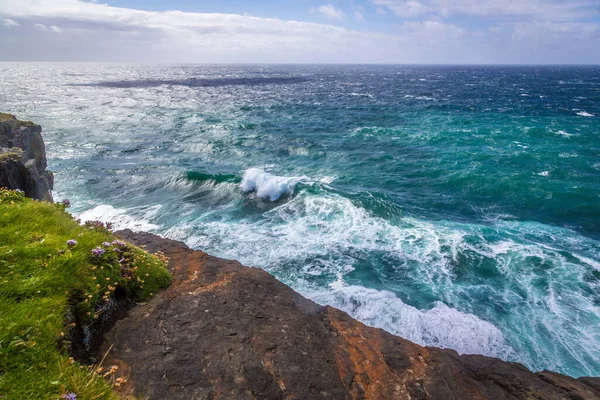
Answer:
[0,0,598,63]
[33,23,61,32]
[1,17,19,27]
[355,11,364,20]
[316,4,346,19]
[371,0,599,21]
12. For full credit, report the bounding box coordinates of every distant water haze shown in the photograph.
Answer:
[2,63,599,378]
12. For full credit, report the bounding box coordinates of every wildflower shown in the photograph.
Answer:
[111,240,126,247]
[102,242,111,247]
[63,393,77,400]
[67,239,77,247]
[61,199,71,208]
[91,247,105,257]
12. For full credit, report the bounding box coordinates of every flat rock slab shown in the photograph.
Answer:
[104,230,600,399]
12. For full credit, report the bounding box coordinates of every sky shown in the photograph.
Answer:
[0,0,599,63]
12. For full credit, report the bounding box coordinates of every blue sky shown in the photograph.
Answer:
[0,0,599,63]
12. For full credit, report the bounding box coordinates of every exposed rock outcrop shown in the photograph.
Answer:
[0,113,53,201]
[104,230,600,400]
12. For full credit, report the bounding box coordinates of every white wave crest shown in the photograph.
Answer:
[309,281,514,358]
[576,111,594,117]
[240,168,306,201]
[77,204,160,232]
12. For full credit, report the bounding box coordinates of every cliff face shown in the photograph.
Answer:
[105,230,600,400]
[0,113,53,201]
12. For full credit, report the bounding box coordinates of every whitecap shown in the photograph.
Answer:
[239,168,306,201]
[537,171,549,177]
[349,92,374,98]
[576,111,594,117]
[555,130,574,138]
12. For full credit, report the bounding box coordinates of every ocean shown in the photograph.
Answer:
[1,63,599,378]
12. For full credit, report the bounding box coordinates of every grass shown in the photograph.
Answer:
[0,114,15,123]
[0,189,171,399]
[0,113,35,127]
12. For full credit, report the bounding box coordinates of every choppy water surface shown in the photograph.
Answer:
[1,64,599,377]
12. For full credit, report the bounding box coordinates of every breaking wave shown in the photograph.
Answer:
[239,168,309,201]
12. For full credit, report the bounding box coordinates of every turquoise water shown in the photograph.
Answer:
[1,64,599,377]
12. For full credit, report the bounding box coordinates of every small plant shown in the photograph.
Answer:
[0,189,171,398]
[91,247,106,257]
[0,188,25,204]
[57,198,71,211]
[84,220,113,233]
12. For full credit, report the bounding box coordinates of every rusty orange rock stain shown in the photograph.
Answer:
[190,273,235,295]
[328,310,409,399]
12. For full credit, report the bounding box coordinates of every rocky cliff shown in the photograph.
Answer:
[0,113,53,201]
[103,230,600,400]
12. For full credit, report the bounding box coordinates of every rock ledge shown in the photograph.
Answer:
[0,113,53,201]
[103,230,600,400]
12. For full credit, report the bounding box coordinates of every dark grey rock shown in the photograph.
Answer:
[0,113,53,201]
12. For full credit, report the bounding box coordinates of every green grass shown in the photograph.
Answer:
[0,189,171,399]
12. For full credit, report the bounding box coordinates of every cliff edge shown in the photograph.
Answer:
[0,113,53,201]
[105,229,600,400]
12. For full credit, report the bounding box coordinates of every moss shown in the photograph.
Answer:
[0,189,171,399]
[0,113,16,122]
[0,112,36,127]
[0,147,23,162]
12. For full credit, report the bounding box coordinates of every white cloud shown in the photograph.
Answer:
[355,11,364,20]
[371,0,599,21]
[317,4,346,20]
[0,0,597,63]
[1,17,18,27]
[33,23,61,33]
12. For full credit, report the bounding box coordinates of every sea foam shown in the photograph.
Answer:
[310,281,514,358]
[77,204,160,232]
[576,111,594,117]
[240,168,306,201]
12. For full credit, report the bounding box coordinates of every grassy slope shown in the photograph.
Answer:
[0,189,171,399]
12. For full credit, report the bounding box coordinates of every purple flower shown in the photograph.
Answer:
[91,247,105,257]
[111,240,126,247]
[61,199,71,208]
[102,242,111,247]
[67,239,77,247]
[63,393,77,400]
